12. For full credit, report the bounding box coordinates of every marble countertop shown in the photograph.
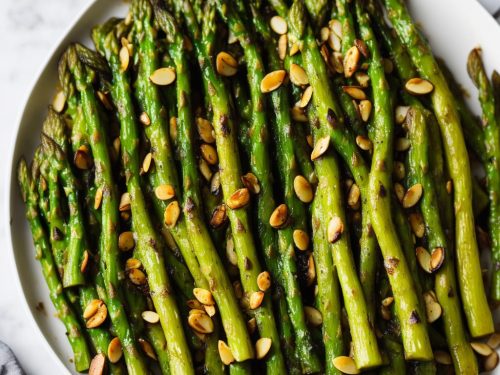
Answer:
[0,0,499,374]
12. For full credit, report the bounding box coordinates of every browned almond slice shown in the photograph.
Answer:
[119,45,130,72]
[218,340,235,365]
[355,71,370,88]
[129,268,147,285]
[150,67,176,86]
[247,317,257,334]
[241,172,261,194]
[118,231,135,252]
[355,39,369,57]
[382,296,394,307]
[293,229,310,251]
[196,117,215,143]
[328,216,344,243]
[409,212,425,238]
[393,161,406,181]
[394,182,405,202]
[355,135,372,151]
[83,299,102,319]
[86,300,108,329]
[278,34,287,60]
[164,201,180,227]
[188,312,214,334]
[395,137,411,152]
[294,175,313,203]
[405,78,434,95]
[311,135,330,161]
[216,51,238,77]
[227,188,250,209]
[199,159,213,181]
[347,183,361,208]
[487,333,500,349]
[119,192,131,211]
[395,106,410,124]
[332,356,360,374]
[142,152,153,174]
[291,105,308,122]
[434,350,452,365]
[485,350,499,371]
[320,27,330,42]
[155,184,175,200]
[261,70,287,93]
[342,86,366,100]
[210,204,228,229]
[204,304,216,317]
[270,15,287,34]
[125,258,141,271]
[299,86,313,108]
[423,291,442,323]
[138,338,157,360]
[430,247,445,272]
[80,250,89,273]
[108,337,123,364]
[257,271,271,292]
[249,291,265,309]
[194,287,215,305]
[402,183,423,208]
[307,254,316,286]
[200,144,218,165]
[187,299,203,310]
[470,342,493,356]
[74,145,93,170]
[140,111,151,126]
[344,46,360,78]
[290,63,309,86]
[329,19,343,38]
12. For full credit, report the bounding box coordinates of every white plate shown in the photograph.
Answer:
[4,0,500,373]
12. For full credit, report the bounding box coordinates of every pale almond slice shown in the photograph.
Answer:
[227,188,250,209]
[257,271,271,292]
[405,78,434,95]
[108,337,123,364]
[410,212,425,238]
[328,216,344,243]
[196,117,215,143]
[118,231,135,252]
[52,90,66,113]
[94,187,103,210]
[125,258,141,271]
[204,304,216,317]
[211,171,221,195]
[89,353,106,375]
[142,310,160,324]
[270,15,287,35]
[218,340,235,365]
[320,27,330,42]
[382,296,394,307]
[430,247,445,272]
[347,183,361,207]
[293,229,310,251]
[140,111,151,126]
[307,254,316,286]
[342,86,366,100]
[119,45,130,72]
[304,306,323,326]
[142,152,153,174]
[278,34,287,60]
[289,42,300,56]
[164,201,181,228]
[119,192,131,211]
[356,135,372,151]
[328,32,341,52]
[358,100,372,122]
[344,46,360,78]
[311,135,330,161]
[261,70,287,93]
[471,342,493,356]
[249,291,265,309]
[241,172,261,194]
[194,287,215,305]
[290,63,309,86]
[299,86,313,108]
[355,71,370,88]
[332,51,344,74]
[129,268,147,285]
[329,19,343,39]
[402,183,423,208]
[150,67,176,86]
[256,338,272,359]
[200,143,218,165]
[216,51,238,77]
[395,106,410,124]
[423,291,442,323]
[416,246,432,273]
[199,159,213,181]
[294,175,314,203]
[188,312,214,334]
[155,184,175,200]
[485,350,500,371]
[332,356,360,374]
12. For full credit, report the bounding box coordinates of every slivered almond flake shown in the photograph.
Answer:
[118,231,135,252]
[329,19,343,38]
[257,271,271,292]
[344,46,360,78]
[409,212,425,238]
[196,117,215,143]
[307,254,316,286]
[355,71,370,88]
[142,311,160,324]
[278,34,287,60]
[395,106,410,124]
[289,42,300,56]
[355,39,369,58]
[199,159,213,181]
[332,51,344,74]
[320,27,330,42]
[299,86,313,108]
[94,187,103,210]
[434,350,452,365]
[129,268,147,285]
[140,111,151,126]
[358,100,372,122]
[210,171,221,195]
[394,182,405,202]
[80,250,89,273]
[304,306,322,326]
[164,201,181,228]
[139,338,157,360]
[311,135,330,160]
[393,161,406,181]
[216,51,238,77]
[142,152,153,174]
[125,258,141,271]
[150,67,176,86]
[294,175,313,203]
[249,291,265,309]
[119,45,130,72]
[200,144,218,165]
[290,63,309,86]
[261,70,287,93]
[52,90,66,113]
[293,229,310,251]
[423,291,442,323]
[342,86,366,100]
[108,337,123,364]
[241,173,261,194]
[402,183,423,208]
[355,135,372,151]
[187,299,203,310]
[270,204,288,228]
[328,32,341,52]
[204,304,216,317]
[416,246,432,273]
[405,78,434,95]
[256,338,272,359]
[85,299,108,328]
[270,15,287,35]
[332,356,359,374]
[430,247,445,272]
[471,342,493,356]
[194,288,215,305]
[119,192,131,211]
[89,353,106,375]
[218,340,235,365]
[328,216,344,243]
[382,296,394,307]
[210,204,227,229]
[155,184,175,201]
[347,183,361,208]
[227,188,250,209]
[74,144,93,170]
[188,311,214,334]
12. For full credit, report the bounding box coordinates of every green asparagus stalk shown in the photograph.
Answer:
[384,0,494,336]
[18,158,91,372]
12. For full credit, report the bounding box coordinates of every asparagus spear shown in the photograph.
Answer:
[90,21,195,374]
[173,0,287,373]
[151,0,255,363]
[18,158,91,372]
[384,0,494,337]
[218,1,320,372]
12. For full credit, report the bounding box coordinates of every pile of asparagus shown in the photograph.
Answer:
[17,0,500,373]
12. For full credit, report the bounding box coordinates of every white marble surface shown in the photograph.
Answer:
[0,0,499,374]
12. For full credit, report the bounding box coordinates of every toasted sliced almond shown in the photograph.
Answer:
[74,145,93,170]
[332,51,344,74]
[402,183,423,208]
[320,27,330,42]
[211,171,221,195]
[94,187,103,210]
[119,192,131,212]
[218,340,235,365]
[306,134,314,148]
[142,152,153,174]
[196,117,215,143]
[355,71,370,88]
[86,300,108,328]
[155,184,175,201]
[289,42,300,56]
[410,212,425,238]
[394,182,405,202]
[150,67,176,85]
[80,250,89,273]
[108,337,123,364]
[140,111,151,126]
[210,204,228,229]
[278,34,287,60]
[84,299,102,319]
[434,350,452,365]
[423,291,442,323]
[393,161,406,181]
[227,188,250,209]
[395,137,411,152]
[347,184,361,208]
[142,310,160,324]
[164,201,180,227]
[247,317,257,334]
[129,268,147,285]
[342,86,366,100]
[358,100,372,122]
[471,342,493,356]
[355,39,369,57]
[416,246,432,273]
[446,180,453,194]
[299,86,313,108]
[200,144,218,165]
[294,175,314,203]
[395,106,410,124]
[382,296,394,307]
[291,105,308,122]
[139,338,157,360]
[430,247,445,272]
[204,304,216,317]
[293,229,310,251]
[304,306,322,326]
[311,135,330,161]
[52,90,66,113]
[270,15,287,34]
[169,116,177,142]
[307,254,316,286]
[328,32,342,52]
[89,353,106,375]
[257,271,271,292]
[328,216,344,243]
[256,338,272,359]
[118,231,135,252]
[125,258,141,271]
[187,299,203,310]
[194,288,215,305]
[344,46,360,78]
[355,135,372,151]
[216,51,238,77]
[199,159,213,181]
[241,172,261,194]
[405,78,434,95]
[188,312,214,334]
[249,291,265,309]
[332,356,360,374]
[261,70,287,93]
[487,333,500,349]
[290,64,309,86]
[119,45,130,72]
[485,350,499,371]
